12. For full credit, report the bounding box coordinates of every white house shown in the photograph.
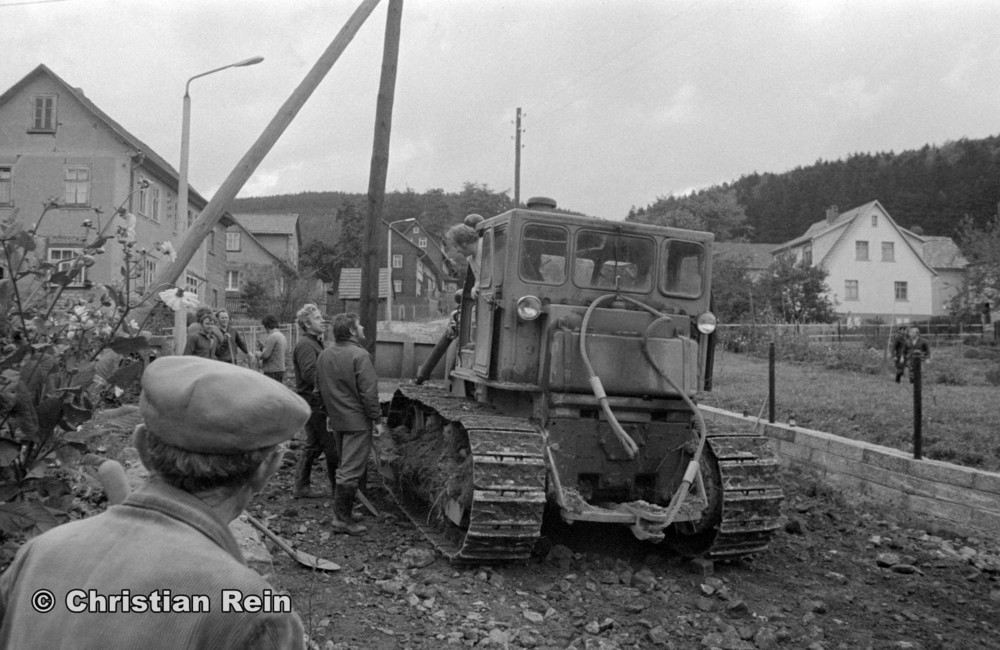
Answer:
[770,201,966,325]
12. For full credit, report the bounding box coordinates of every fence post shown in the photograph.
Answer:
[912,351,922,460]
[768,341,775,423]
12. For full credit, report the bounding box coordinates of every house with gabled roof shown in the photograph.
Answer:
[0,64,233,308]
[382,219,452,319]
[771,201,966,325]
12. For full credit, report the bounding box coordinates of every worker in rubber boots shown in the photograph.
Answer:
[292,303,338,499]
[315,312,386,535]
[0,356,310,649]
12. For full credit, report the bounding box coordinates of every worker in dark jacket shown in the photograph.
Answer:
[315,312,385,535]
[292,303,338,499]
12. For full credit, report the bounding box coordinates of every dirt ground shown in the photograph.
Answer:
[255,432,1000,650]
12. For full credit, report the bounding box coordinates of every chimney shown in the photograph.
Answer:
[825,205,839,224]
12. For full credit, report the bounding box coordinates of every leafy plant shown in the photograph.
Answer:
[0,185,170,560]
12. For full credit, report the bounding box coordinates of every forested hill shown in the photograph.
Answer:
[730,135,1000,243]
[234,136,1000,247]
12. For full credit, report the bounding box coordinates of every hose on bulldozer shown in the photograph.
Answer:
[580,294,640,458]
[579,292,710,533]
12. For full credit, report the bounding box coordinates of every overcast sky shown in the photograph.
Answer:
[3,0,999,219]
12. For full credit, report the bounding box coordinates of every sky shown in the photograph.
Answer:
[3,0,1000,220]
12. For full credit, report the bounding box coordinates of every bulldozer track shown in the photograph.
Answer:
[701,431,784,559]
[379,384,547,564]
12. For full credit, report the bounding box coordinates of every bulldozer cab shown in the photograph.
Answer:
[451,207,715,405]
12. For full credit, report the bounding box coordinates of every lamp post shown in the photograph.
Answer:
[386,217,416,323]
[176,55,262,354]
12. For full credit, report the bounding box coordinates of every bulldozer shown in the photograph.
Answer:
[375,198,782,563]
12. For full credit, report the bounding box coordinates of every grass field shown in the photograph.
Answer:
[700,345,1000,472]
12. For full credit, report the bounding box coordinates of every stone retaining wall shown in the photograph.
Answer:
[700,405,1000,537]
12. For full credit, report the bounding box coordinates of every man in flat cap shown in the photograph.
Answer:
[0,357,310,649]
[315,313,385,535]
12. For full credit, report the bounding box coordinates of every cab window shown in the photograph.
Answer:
[574,230,654,291]
[494,226,507,287]
[520,224,567,284]
[660,239,705,297]
[480,228,493,288]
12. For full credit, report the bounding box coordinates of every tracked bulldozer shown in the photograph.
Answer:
[375,198,782,563]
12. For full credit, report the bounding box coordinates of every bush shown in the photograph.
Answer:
[823,346,884,375]
[985,365,1000,386]
[931,357,968,385]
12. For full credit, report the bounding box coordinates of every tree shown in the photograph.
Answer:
[711,254,755,323]
[299,240,338,284]
[454,182,512,220]
[627,187,750,241]
[948,213,1000,319]
[756,257,837,323]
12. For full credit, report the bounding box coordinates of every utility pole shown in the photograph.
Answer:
[514,107,522,208]
[361,0,404,356]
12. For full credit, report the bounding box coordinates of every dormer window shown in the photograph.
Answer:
[30,94,57,133]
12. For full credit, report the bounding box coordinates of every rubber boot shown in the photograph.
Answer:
[293,451,322,498]
[331,485,368,536]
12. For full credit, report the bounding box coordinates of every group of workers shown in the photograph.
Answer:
[0,304,385,647]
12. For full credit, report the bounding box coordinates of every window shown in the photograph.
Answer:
[393,279,402,294]
[63,166,90,206]
[212,289,219,308]
[871,215,878,227]
[0,167,11,206]
[895,281,908,301]
[392,254,403,269]
[412,226,420,234]
[207,230,215,255]
[276,276,285,293]
[845,280,859,301]
[855,241,869,261]
[520,224,568,284]
[141,258,156,291]
[415,276,423,297]
[48,248,88,287]
[418,237,427,248]
[226,232,241,251]
[802,244,812,267]
[660,239,704,297]
[881,242,894,262]
[31,95,56,132]
[137,176,160,222]
[185,272,200,297]
[480,229,493,287]
[226,270,240,291]
[575,229,653,291]
[187,208,196,230]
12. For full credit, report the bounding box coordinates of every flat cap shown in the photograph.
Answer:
[139,356,310,454]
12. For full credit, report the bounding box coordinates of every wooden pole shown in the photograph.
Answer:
[133,0,382,324]
[361,0,403,356]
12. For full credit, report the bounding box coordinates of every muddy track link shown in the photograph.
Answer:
[379,384,547,564]
[701,430,784,559]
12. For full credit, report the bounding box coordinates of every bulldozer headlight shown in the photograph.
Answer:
[516,295,542,321]
[696,311,717,334]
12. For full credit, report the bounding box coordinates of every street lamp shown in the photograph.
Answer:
[175,55,263,354]
[386,217,416,323]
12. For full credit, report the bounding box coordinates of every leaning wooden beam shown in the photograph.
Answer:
[134,0,382,324]
[361,0,404,356]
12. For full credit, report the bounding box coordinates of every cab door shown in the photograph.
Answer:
[473,227,505,377]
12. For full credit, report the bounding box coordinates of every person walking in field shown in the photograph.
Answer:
[892,326,908,383]
[902,326,931,384]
